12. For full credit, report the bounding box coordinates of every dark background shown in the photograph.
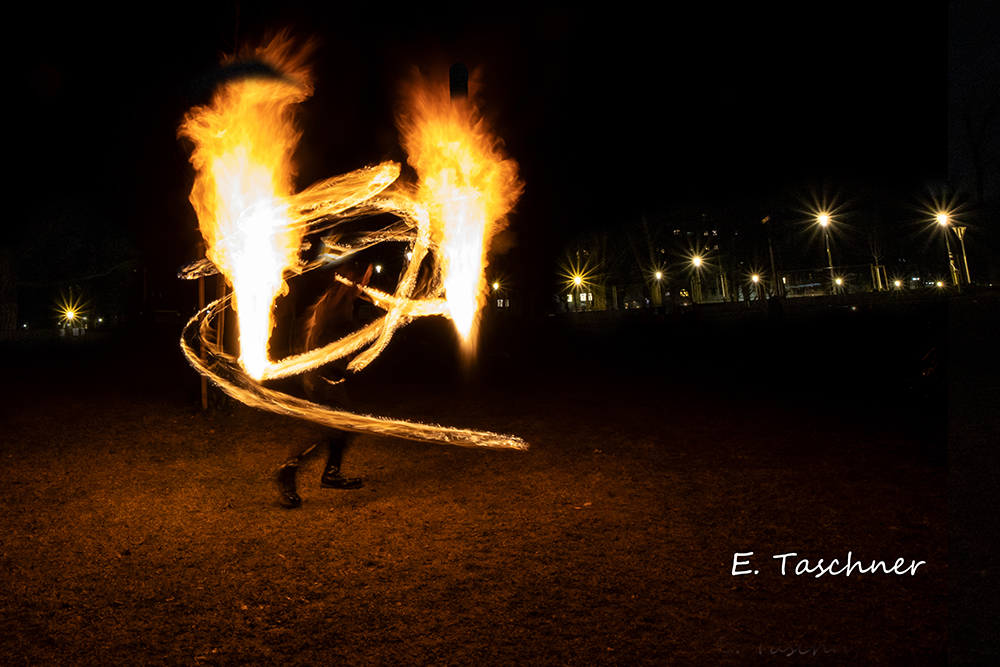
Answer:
[18,2,994,314]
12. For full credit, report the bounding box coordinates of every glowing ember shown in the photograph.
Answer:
[178,37,525,450]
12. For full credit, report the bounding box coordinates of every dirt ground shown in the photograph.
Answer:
[0,300,952,666]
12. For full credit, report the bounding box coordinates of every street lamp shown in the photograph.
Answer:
[691,255,703,303]
[818,213,835,294]
[936,212,960,288]
[56,290,87,328]
[650,270,665,308]
[560,252,596,312]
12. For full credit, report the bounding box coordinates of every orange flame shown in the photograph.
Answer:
[397,70,523,344]
[178,35,313,380]
[177,49,529,449]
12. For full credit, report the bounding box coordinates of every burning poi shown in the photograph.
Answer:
[178,34,526,450]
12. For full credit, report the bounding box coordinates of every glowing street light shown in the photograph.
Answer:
[818,213,835,293]
[650,269,666,308]
[559,254,595,313]
[749,273,764,301]
[568,274,585,312]
[936,212,960,288]
[56,291,87,328]
[690,255,704,303]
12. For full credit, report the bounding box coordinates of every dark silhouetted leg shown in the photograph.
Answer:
[277,458,302,508]
[320,431,362,489]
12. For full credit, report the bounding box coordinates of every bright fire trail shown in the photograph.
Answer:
[178,35,525,450]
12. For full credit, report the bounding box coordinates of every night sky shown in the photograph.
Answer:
[18,3,974,308]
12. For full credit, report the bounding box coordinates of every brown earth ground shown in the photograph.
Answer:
[1,296,955,666]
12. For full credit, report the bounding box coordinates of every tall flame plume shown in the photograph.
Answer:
[179,36,313,380]
[398,70,523,345]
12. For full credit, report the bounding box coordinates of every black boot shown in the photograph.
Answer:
[320,437,362,489]
[277,459,302,507]
[320,465,363,490]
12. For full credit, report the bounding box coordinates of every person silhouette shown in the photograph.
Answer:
[276,259,373,507]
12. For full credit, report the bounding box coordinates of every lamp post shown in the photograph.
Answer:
[818,213,835,294]
[953,225,972,284]
[936,213,960,289]
[762,215,783,298]
[652,270,663,308]
[691,256,703,303]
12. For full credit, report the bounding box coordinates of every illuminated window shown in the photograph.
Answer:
[567,294,573,302]
[587,293,593,301]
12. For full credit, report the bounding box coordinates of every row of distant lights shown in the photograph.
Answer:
[377,213,957,299]
[643,209,958,289]
[47,214,958,328]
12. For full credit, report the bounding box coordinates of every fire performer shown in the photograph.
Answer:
[178,36,528,476]
[276,258,373,507]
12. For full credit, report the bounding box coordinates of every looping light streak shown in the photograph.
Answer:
[178,38,524,450]
[180,294,527,450]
